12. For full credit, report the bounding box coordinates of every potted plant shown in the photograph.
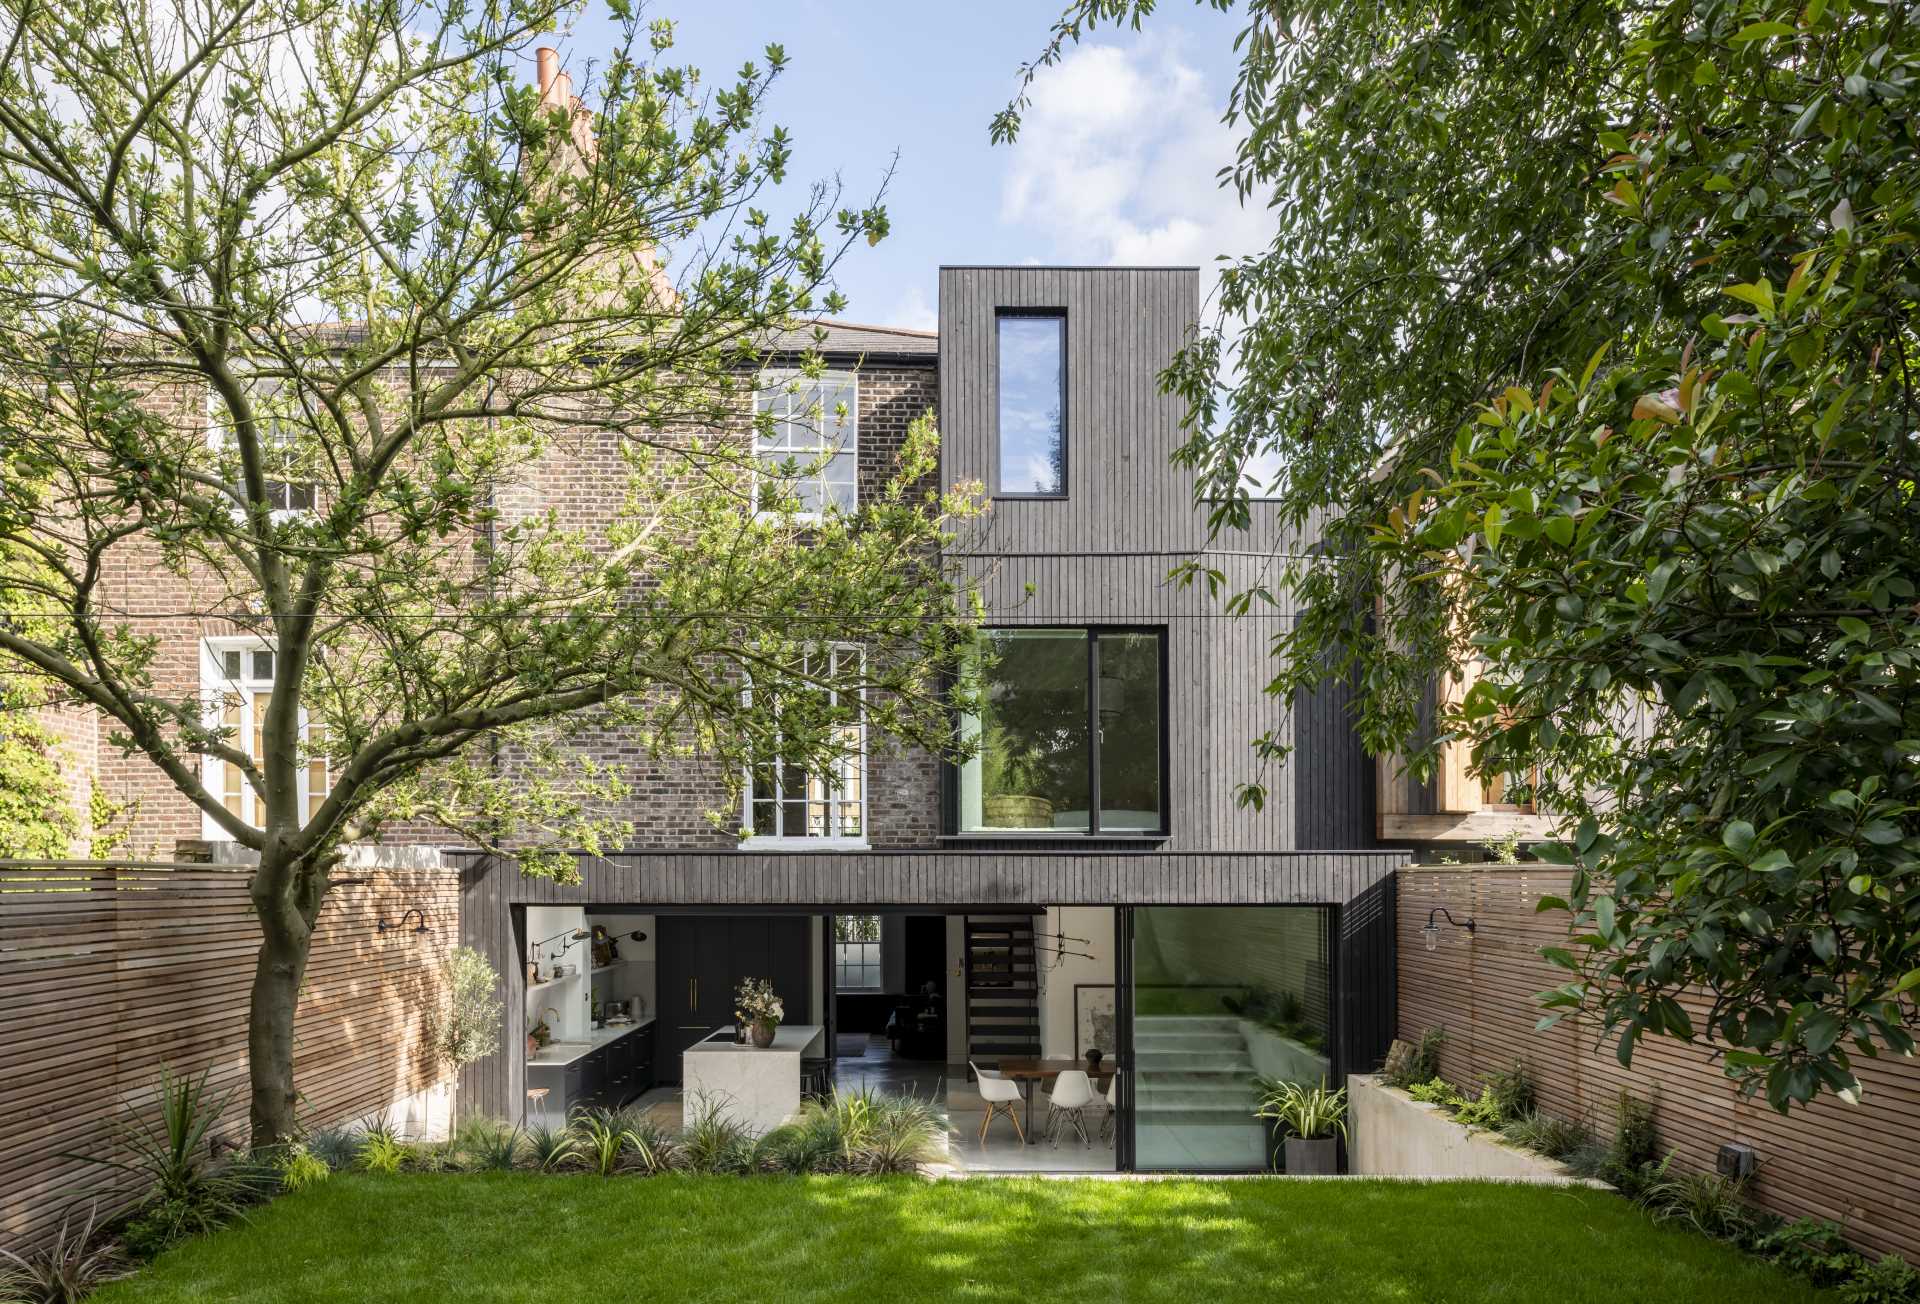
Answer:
[981,722,1055,828]
[735,977,784,1048]
[1255,1078,1347,1175]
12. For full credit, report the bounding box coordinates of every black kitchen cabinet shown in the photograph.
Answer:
[656,915,810,1083]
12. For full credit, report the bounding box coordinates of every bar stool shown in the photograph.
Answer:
[525,1087,551,1128]
[800,1057,833,1101]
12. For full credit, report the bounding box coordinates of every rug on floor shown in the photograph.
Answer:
[835,1034,868,1057]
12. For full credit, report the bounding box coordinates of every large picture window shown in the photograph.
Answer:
[754,370,858,516]
[743,646,866,846]
[996,313,1065,497]
[955,628,1163,835]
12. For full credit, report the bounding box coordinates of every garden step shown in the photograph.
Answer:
[1131,1032,1246,1053]
[1135,1083,1258,1108]
[1128,1060,1251,1083]
[1134,1105,1263,1128]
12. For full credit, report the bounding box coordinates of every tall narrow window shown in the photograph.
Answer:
[201,640,330,836]
[754,370,858,516]
[744,645,866,845]
[996,313,1065,497]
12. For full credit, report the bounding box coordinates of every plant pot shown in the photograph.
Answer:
[1084,1049,1103,1071]
[750,1020,777,1048]
[983,794,1054,829]
[1284,1136,1339,1176]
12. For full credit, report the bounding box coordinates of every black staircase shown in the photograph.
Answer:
[964,914,1041,1069]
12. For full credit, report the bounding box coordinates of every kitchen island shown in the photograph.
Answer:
[682,1024,824,1134]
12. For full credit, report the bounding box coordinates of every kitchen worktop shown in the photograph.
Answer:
[684,1024,823,1055]
[527,1017,655,1067]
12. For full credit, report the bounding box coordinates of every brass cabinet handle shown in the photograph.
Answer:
[691,977,698,1010]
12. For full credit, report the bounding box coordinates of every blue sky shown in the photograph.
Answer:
[545,1,1269,331]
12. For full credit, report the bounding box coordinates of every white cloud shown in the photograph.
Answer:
[881,282,938,333]
[999,41,1271,295]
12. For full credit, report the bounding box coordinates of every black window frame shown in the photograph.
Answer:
[992,309,1068,501]
[942,625,1169,840]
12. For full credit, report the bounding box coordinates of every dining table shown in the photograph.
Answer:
[995,1057,1121,1144]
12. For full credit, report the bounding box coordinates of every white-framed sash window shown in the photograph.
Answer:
[753,370,858,517]
[742,645,867,848]
[200,638,330,837]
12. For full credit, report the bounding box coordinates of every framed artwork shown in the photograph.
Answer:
[1074,983,1116,1058]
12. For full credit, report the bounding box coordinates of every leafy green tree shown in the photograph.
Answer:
[0,679,80,858]
[1002,0,1918,1107]
[0,0,979,1144]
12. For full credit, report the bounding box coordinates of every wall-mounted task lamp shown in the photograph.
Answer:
[533,927,591,961]
[376,908,432,937]
[1422,908,1476,951]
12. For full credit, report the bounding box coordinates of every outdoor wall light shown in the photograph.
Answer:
[1422,907,1476,951]
[376,907,432,937]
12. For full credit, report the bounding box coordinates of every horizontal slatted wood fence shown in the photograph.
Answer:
[0,861,457,1251]
[1399,865,1920,1261]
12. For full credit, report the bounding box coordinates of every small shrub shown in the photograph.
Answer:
[679,1098,753,1174]
[1481,1062,1534,1121]
[1641,1171,1752,1239]
[304,1127,358,1172]
[455,1119,522,1173]
[1254,1079,1348,1141]
[1838,1254,1920,1304]
[427,948,506,1072]
[624,1117,682,1176]
[1451,1087,1507,1131]
[757,1111,844,1175]
[1501,1110,1587,1160]
[1611,1088,1659,1170]
[1381,1028,1445,1089]
[0,1202,130,1301]
[1406,1078,1460,1107]
[69,1069,265,1257]
[1759,1219,1858,1285]
[523,1124,578,1173]
[356,1132,409,1176]
[570,1109,635,1179]
[845,1095,943,1175]
[274,1145,331,1193]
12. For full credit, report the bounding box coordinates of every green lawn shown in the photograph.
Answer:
[94,1174,1831,1304]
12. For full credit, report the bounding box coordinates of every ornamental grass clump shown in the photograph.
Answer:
[0,1202,129,1303]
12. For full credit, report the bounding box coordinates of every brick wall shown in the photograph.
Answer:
[73,360,944,857]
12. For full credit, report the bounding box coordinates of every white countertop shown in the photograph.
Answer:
[684,1024,822,1055]
[527,1017,655,1068]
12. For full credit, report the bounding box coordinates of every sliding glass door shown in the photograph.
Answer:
[1128,906,1333,1172]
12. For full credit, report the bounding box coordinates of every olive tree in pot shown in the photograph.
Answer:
[1256,1079,1348,1175]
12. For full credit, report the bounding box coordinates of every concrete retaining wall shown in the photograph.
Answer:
[1348,1075,1584,1181]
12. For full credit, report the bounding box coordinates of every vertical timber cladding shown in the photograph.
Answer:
[939,267,1363,852]
[1398,865,1920,1262]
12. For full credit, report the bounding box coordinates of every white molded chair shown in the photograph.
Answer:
[1099,1071,1119,1148]
[1045,1069,1097,1148]
[970,1060,1025,1145]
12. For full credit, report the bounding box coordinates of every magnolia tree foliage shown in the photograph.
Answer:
[1004,0,1918,1108]
[0,0,981,1143]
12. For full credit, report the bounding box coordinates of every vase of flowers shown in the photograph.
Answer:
[736,977,784,1048]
